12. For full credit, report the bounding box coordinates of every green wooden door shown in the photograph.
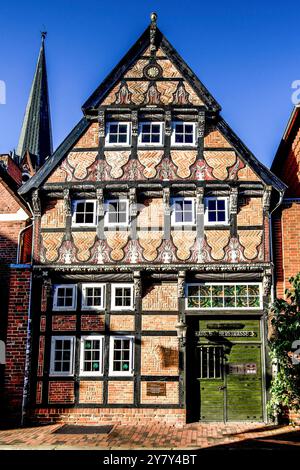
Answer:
[197,318,264,422]
[226,343,263,421]
[198,345,226,421]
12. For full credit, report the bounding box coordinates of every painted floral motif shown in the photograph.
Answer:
[115,82,132,105]
[172,82,191,105]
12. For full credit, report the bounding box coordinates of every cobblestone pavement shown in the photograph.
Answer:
[0,422,299,450]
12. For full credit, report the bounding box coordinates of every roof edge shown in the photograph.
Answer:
[19,117,89,195]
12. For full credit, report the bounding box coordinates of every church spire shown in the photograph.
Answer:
[16,32,53,170]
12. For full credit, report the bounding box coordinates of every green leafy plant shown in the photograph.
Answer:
[268,274,300,419]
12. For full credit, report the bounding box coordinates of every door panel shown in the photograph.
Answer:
[226,344,263,421]
[196,318,264,422]
[198,345,225,421]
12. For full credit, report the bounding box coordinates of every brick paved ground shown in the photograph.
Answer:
[0,422,299,450]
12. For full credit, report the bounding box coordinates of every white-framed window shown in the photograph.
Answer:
[50,336,75,376]
[109,336,134,376]
[111,284,134,310]
[81,283,105,310]
[104,199,129,227]
[138,122,163,146]
[171,122,196,146]
[186,283,262,310]
[53,284,77,311]
[105,122,131,146]
[72,200,97,226]
[171,197,195,225]
[80,335,104,376]
[204,197,229,225]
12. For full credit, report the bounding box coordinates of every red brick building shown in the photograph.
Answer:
[18,15,286,425]
[0,160,32,422]
[0,32,52,424]
[271,105,300,298]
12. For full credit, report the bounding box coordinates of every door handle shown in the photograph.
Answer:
[218,385,226,391]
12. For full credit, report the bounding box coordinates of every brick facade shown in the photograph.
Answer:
[3,267,31,420]
[18,17,282,426]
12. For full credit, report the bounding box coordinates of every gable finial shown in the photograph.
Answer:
[150,12,157,53]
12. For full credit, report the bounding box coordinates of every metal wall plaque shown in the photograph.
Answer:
[146,382,167,397]
[228,363,257,375]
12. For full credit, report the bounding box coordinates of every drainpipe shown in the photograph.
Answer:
[268,188,285,424]
[20,201,34,426]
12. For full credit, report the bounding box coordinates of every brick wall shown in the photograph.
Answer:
[81,315,105,331]
[4,267,31,419]
[79,381,103,403]
[41,199,65,228]
[142,315,177,331]
[107,381,134,404]
[273,202,300,298]
[110,315,135,331]
[142,283,178,311]
[0,222,27,263]
[52,315,77,331]
[29,407,186,426]
[48,381,75,404]
[141,336,179,376]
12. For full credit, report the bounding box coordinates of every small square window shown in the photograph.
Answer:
[111,284,134,310]
[205,197,228,225]
[80,336,104,376]
[50,336,75,376]
[109,336,134,376]
[171,198,195,225]
[138,122,163,146]
[171,122,196,146]
[82,284,105,310]
[72,200,97,226]
[53,285,77,311]
[105,199,129,226]
[106,122,130,146]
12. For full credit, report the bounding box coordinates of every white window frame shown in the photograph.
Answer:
[171,121,197,146]
[185,282,262,311]
[109,335,134,376]
[204,197,229,226]
[104,199,129,227]
[50,335,75,376]
[53,284,77,311]
[111,283,134,311]
[72,199,97,227]
[79,335,104,376]
[171,197,196,226]
[138,122,164,146]
[81,283,105,311]
[105,122,131,147]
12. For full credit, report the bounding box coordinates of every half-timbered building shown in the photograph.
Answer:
[19,14,286,425]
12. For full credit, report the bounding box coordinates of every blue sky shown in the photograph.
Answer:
[0,0,299,167]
